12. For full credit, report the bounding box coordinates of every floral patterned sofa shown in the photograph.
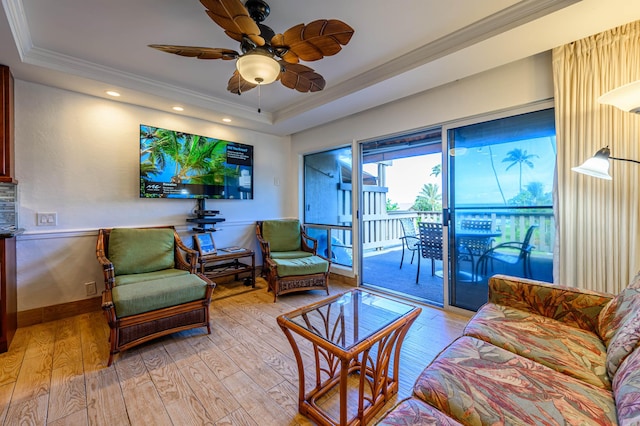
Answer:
[377,273,640,425]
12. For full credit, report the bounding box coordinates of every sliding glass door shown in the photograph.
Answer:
[359,129,444,306]
[447,107,556,310]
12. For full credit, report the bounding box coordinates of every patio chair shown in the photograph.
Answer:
[476,224,538,279]
[96,226,216,366]
[456,219,495,279]
[256,219,330,302]
[399,218,420,269]
[416,222,443,283]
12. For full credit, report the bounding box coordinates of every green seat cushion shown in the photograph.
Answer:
[262,220,301,252]
[115,268,189,286]
[112,274,208,318]
[109,228,175,275]
[270,250,313,259]
[273,255,328,277]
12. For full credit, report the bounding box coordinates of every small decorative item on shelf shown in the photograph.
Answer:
[219,246,246,253]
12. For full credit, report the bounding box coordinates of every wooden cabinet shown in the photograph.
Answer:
[0,65,14,183]
[0,237,16,352]
[0,64,16,353]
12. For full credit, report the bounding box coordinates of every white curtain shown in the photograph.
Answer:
[553,21,640,294]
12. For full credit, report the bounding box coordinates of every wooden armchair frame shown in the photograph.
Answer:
[256,220,330,302]
[97,226,215,366]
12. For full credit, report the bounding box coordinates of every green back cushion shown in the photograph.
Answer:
[263,220,301,252]
[109,228,175,276]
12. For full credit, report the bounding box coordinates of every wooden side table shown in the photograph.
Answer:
[198,248,255,287]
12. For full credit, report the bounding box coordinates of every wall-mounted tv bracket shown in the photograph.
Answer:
[187,198,225,233]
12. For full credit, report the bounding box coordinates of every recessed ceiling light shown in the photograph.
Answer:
[222,118,232,123]
[172,106,184,111]
[106,90,121,97]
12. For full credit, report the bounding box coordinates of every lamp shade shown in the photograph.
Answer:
[571,147,612,180]
[236,50,281,85]
[599,80,640,113]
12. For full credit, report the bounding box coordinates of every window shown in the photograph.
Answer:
[303,147,353,267]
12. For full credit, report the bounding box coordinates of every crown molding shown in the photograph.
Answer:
[2,0,273,124]
[2,0,32,59]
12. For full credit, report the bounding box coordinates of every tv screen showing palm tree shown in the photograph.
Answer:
[140,124,253,199]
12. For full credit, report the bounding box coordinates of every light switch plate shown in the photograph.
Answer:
[36,212,57,226]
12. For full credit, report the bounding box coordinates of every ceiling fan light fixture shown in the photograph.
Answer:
[236,50,280,85]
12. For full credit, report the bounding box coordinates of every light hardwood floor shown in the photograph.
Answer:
[0,280,469,425]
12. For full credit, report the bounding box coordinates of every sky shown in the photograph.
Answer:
[363,136,557,209]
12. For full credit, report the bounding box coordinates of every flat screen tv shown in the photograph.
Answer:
[140,124,253,199]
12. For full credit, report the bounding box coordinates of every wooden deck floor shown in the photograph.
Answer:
[0,279,468,425]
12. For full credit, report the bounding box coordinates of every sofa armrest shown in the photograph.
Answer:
[488,274,614,333]
[256,233,271,259]
[173,231,198,273]
[300,229,318,255]
[96,232,116,290]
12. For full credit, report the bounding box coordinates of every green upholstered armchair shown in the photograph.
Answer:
[96,226,215,365]
[256,219,330,302]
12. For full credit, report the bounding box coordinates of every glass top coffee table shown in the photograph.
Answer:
[277,289,421,426]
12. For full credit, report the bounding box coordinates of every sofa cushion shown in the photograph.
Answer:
[628,270,640,289]
[109,228,175,275]
[273,256,328,277]
[112,274,207,317]
[464,303,610,389]
[262,220,301,252]
[376,398,463,426]
[597,287,640,377]
[270,250,314,260]
[413,336,617,425]
[115,268,189,286]
[612,347,640,425]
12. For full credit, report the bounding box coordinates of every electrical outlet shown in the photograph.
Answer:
[85,281,97,296]
[36,212,57,226]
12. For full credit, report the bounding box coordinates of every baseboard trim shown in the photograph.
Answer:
[330,272,357,286]
[18,296,102,327]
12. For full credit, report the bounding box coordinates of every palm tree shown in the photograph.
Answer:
[502,148,538,192]
[430,164,441,178]
[140,127,237,185]
[412,183,442,211]
[488,146,507,205]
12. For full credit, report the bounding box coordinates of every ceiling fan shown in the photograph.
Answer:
[149,0,354,95]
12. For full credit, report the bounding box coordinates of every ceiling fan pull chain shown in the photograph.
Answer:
[258,83,262,114]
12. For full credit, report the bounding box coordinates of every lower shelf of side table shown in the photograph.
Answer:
[198,250,256,287]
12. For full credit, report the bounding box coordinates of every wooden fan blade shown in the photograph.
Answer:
[271,19,354,63]
[200,0,265,46]
[227,70,258,95]
[279,62,325,93]
[149,44,239,60]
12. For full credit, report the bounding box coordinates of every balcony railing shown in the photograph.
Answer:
[362,209,554,254]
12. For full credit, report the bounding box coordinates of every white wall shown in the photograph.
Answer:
[14,80,291,311]
[290,52,555,275]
